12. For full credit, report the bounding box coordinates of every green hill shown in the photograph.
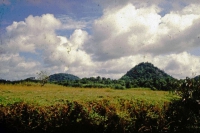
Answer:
[120,62,176,90]
[49,73,80,82]
[121,62,174,80]
[194,75,200,80]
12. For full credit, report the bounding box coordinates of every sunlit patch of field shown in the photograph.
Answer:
[0,83,179,106]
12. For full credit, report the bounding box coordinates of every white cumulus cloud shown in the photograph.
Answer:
[84,3,200,61]
[0,14,94,80]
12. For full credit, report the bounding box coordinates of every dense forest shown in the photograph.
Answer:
[49,73,80,82]
[120,62,177,90]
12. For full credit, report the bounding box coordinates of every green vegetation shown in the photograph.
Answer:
[121,62,177,90]
[0,62,179,91]
[50,62,178,90]
[49,73,80,82]
[0,84,178,106]
[0,100,168,133]
[121,62,173,80]
[0,83,179,132]
[166,77,200,133]
[1,79,200,132]
[1,62,200,132]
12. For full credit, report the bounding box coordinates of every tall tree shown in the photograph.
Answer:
[37,71,49,86]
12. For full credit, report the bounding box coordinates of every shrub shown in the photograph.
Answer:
[0,100,170,133]
[166,77,200,133]
[113,84,126,90]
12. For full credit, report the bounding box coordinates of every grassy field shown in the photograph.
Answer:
[0,83,179,106]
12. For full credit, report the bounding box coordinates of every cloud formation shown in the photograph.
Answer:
[0,14,94,80]
[3,14,61,53]
[57,15,91,30]
[85,3,200,61]
[1,1,200,80]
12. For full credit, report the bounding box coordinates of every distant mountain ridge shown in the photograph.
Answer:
[121,62,174,80]
[49,73,80,82]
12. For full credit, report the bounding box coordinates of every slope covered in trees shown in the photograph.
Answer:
[120,62,177,90]
[194,75,200,81]
[121,62,174,80]
[49,73,80,82]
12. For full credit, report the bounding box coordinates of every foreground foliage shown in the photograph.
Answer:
[165,77,200,133]
[0,100,169,133]
[0,84,178,132]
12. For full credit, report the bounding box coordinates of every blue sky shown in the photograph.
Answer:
[0,0,200,80]
[0,0,102,30]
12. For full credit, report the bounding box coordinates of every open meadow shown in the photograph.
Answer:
[0,83,179,106]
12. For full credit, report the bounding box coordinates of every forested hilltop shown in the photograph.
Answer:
[49,73,80,82]
[120,62,177,90]
[121,62,173,80]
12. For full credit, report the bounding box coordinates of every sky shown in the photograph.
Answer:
[0,0,200,80]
